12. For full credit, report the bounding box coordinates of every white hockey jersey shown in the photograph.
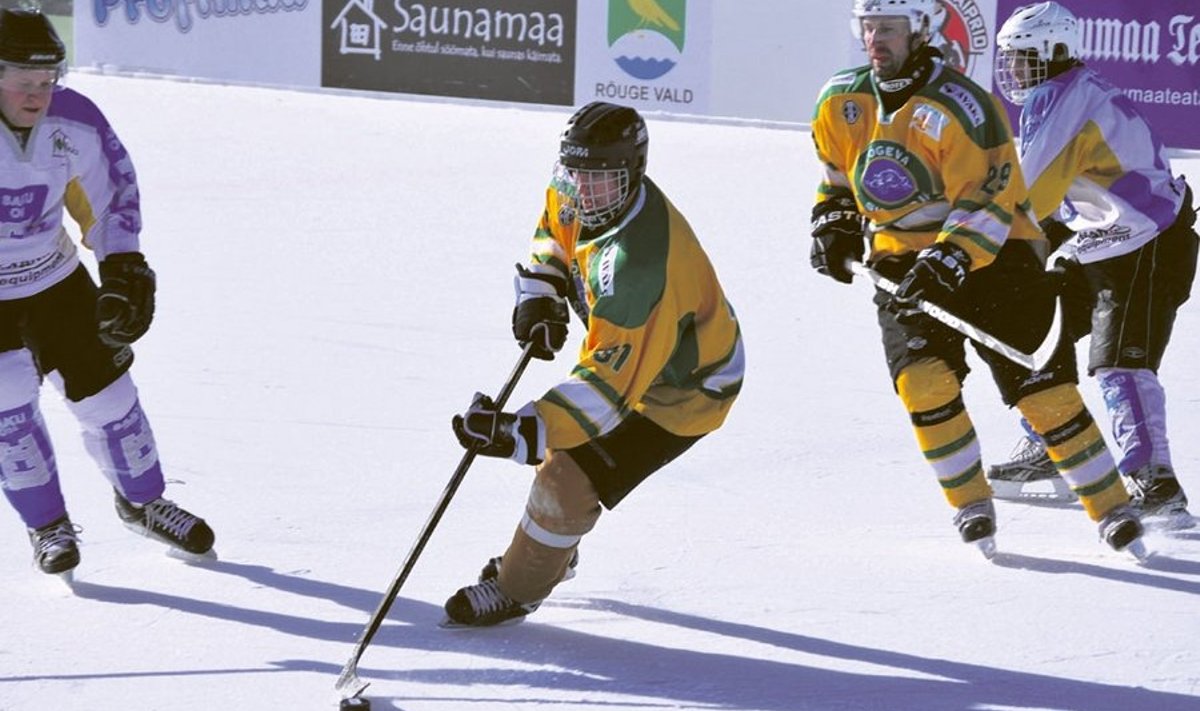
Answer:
[0,86,141,299]
[1016,65,1189,264]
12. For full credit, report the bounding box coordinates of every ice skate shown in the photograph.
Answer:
[478,548,579,583]
[986,436,1075,502]
[28,515,81,581]
[1098,504,1149,561]
[114,490,216,561]
[441,578,543,628]
[1125,465,1195,531]
[953,499,997,559]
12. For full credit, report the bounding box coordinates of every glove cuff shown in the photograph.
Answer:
[507,402,545,466]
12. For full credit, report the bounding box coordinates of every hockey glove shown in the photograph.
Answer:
[893,242,971,318]
[452,393,545,466]
[810,195,865,284]
[512,263,570,361]
[96,252,156,347]
[1039,218,1074,251]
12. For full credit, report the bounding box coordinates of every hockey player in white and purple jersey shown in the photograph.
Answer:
[990,2,1197,528]
[0,9,214,578]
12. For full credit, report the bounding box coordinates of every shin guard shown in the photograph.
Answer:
[499,451,601,603]
[896,359,990,509]
[62,373,165,504]
[1095,367,1173,475]
[1017,384,1128,520]
[0,349,65,528]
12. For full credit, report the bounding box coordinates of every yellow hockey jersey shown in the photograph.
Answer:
[526,176,744,451]
[811,58,1041,269]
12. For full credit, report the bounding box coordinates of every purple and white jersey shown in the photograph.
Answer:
[0,86,141,299]
[1017,65,1188,265]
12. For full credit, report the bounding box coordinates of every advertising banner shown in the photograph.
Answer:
[995,0,1200,150]
[74,0,320,87]
[575,0,712,115]
[322,0,576,105]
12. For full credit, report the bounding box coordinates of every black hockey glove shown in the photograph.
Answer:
[810,195,866,284]
[1039,218,1074,251]
[451,393,544,466]
[96,252,156,347]
[512,263,570,361]
[893,242,971,318]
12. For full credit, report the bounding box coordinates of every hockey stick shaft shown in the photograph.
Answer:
[848,261,1062,371]
[335,343,537,699]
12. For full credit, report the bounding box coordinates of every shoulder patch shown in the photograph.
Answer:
[910,104,949,141]
[938,83,985,128]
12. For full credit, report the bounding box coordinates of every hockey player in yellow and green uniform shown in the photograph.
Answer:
[808,0,1143,557]
[444,101,744,626]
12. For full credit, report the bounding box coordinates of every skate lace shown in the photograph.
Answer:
[1006,436,1047,465]
[33,520,81,555]
[463,580,514,615]
[141,499,198,540]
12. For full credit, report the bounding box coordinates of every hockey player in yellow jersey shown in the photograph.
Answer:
[444,102,744,626]
[809,0,1144,557]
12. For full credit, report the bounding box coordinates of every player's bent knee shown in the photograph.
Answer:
[896,358,962,413]
[524,450,603,539]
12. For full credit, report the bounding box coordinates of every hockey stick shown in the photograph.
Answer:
[848,261,1062,371]
[335,342,537,700]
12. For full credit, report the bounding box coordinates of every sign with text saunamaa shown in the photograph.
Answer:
[323,0,576,105]
[995,0,1200,151]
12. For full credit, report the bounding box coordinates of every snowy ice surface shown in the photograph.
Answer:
[1,73,1198,711]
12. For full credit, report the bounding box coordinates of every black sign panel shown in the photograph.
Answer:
[324,0,576,105]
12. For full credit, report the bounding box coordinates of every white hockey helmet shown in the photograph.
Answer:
[851,0,936,42]
[995,2,1081,104]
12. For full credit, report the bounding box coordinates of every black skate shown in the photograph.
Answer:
[115,491,215,560]
[986,436,1074,502]
[954,499,997,559]
[28,515,81,578]
[1125,465,1195,531]
[442,579,543,628]
[1098,504,1149,560]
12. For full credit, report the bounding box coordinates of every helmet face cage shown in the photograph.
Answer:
[994,2,1080,104]
[994,48,1044,105]
[553,161,631,230]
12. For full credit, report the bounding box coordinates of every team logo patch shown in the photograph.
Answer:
[855,140,935,211]
[49,129,78,158]
[842,99,862,125]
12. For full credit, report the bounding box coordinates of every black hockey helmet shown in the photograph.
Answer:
[0,9,66,69]
[556,102,649,228]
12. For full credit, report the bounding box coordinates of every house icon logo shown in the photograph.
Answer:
[331,0,388,60]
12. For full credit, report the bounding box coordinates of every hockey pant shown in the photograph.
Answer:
[0,348,165,529]
[497,449,602,604]
[897,358,1128,522]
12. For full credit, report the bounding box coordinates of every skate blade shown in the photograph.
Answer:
[166,547,218,564]
[438,615,528,630]
[989,478,1077,503]
[974,536,997,560]
[1144,509,1197,532]
[1125,539,1153,563]
[57,569,77,589]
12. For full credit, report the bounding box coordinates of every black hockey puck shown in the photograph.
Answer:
[339,697,370,711]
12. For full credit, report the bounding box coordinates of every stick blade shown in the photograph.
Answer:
[1029,296,1064,372]
[335,662,370,699]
